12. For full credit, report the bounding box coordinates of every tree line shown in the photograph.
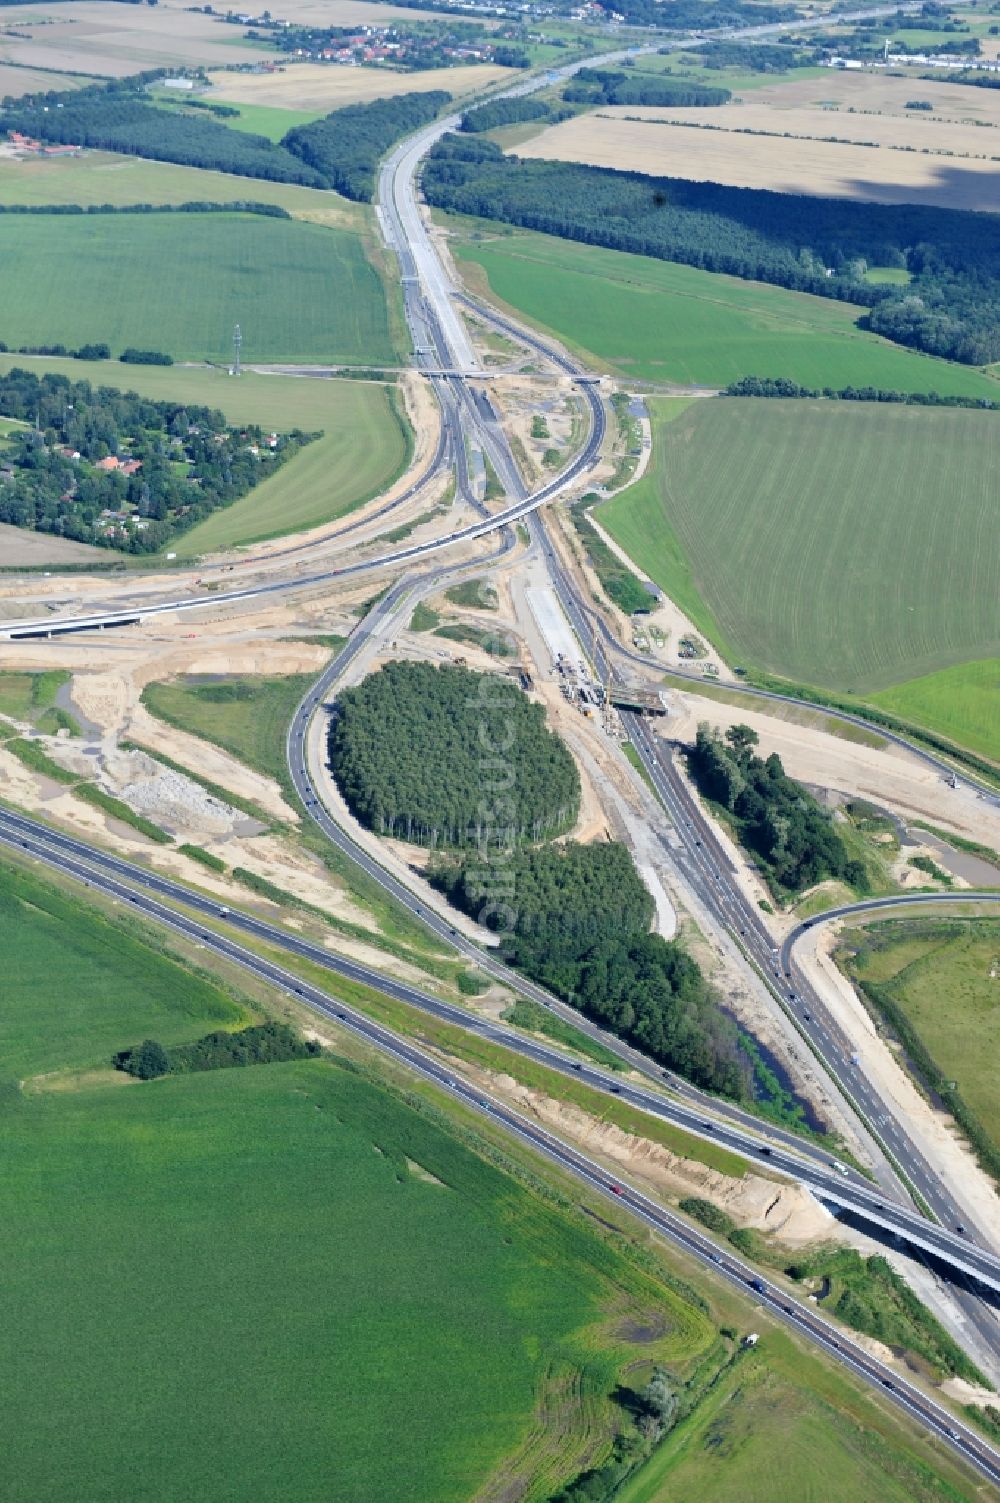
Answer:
[115,1022,321,1078]
[0,339,173,363]
[0,200,291,217]
[724,375,1000,408]
[422,136,1000,365]
[328,660,580,849]
[687,724,867,898]
[430,840,748,1096]
[0,368,313,553]
[562,66,730,108]
[461,96,557,134]
[0,81,325,186]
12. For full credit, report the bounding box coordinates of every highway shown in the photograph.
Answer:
[4,0,999,1458]
[285,574,923,1176]
[363,58,1000,1384]
[1,800,997,1487]
[3,798,1000,1293]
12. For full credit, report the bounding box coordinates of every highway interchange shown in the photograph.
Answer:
[3,5,1000,1484]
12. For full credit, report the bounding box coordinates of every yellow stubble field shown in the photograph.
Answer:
[515,85,1000,212]
[208,61,514,111]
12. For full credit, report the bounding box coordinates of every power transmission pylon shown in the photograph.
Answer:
[231,323,242,377]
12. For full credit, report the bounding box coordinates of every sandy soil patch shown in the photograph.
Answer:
[664,689,1000,859]
[515,113,999,213]
[469,1064,835,1243]
[208,62,514,111]
[798,924,1000,1245]
[129,701,297,822]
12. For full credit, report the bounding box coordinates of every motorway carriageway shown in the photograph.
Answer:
[1,804,998,1488]
[2,798,1000,1298]
[624,713,1000,1225]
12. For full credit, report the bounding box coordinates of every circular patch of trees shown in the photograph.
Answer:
[328,660,580,850]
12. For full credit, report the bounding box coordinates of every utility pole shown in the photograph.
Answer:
[231,323,242,377]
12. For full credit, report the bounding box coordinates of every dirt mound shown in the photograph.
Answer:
[477,1068,834,1244]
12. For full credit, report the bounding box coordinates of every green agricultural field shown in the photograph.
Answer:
[222,101,325,141]
[839,918,1000,1167]
[0,856,720,1503]
[872,659,1000,764]
[599,399,1000,710]
[0,862,244,1082]
[453,228,1000,398]
[0,150,362,225]
[616,1331,974,1503]
[0,212,397,365]
[0,355,410,553]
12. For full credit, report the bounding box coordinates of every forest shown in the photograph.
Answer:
[0,369,312,553]
[0,77,453,202]
[328,661,580,848]
[686,724,867,898]
[698,40,820,71]
[430,840,747,1096]
[282,91,450,201]
[423,137,1000,365]
[461,96,557,133]
[0,80,324,186]
[590,0,799,27]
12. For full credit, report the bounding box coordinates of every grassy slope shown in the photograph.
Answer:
[0,355,409,554]
[599,398,1000,701]
[616,1333,972,1503]
[0,858,716,1503]
[141,675,314,794]
[0,150,362,225]
[453,228,1000,398]
[0,212,396,364]
[845,919,1000,1156]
